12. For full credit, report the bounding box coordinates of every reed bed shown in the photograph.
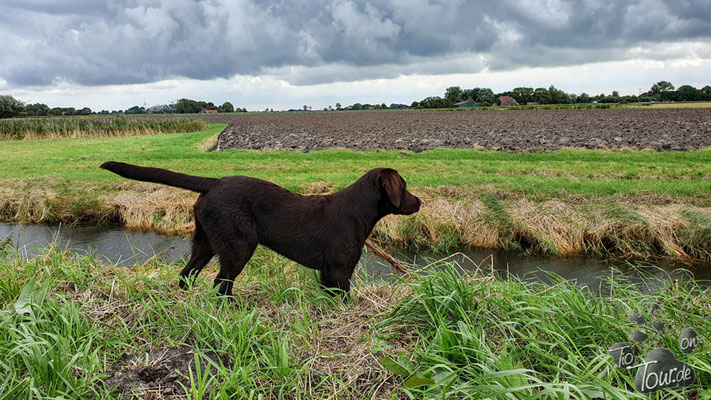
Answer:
[0,117,209,140]
[377,191,711,262]
[3,181,711,261]
[0,244,708,399]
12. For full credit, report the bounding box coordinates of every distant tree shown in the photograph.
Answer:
[444,86,463,103]
[25,103,49,116]
[221,102,234,113]
[650,81,675,95]
[381,103,387,109]
[0,95,25,118]
[125,106,145,114]
[146,103,176,114]
[676,85,702,101]
[79,107,92,115]
[612,90,620,97]
[700,86,711,101]
[415,96,454,109]
[390,103,410,109]
[650,81,676,101]
[576,93,591,103]
[510,87,534,104]
[335,102,342,110]
[176,98,202,113]
[410,101,419,108]
[548,85,572,104]
[468,88,495,106]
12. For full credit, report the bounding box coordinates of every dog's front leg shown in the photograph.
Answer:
[320,266,353,302]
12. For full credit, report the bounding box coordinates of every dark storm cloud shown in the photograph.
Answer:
[0,0,709,87]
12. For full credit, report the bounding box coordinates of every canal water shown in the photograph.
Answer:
[2,222,709,294]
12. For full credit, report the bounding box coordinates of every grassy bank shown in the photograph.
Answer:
[1,246,709,398]
[0,117,209,140]
[1,123,711,260]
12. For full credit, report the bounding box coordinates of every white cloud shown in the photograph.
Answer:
[0,0,710,109]
[7,53,711,111]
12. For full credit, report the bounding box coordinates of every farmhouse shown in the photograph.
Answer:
[526,102,540,106]
[499,96,519,106]
[454,100,477,108]
[201,108,218,113]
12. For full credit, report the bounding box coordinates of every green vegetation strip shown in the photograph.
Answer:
[1,123,711,259]
[1,123,710,197]
[0,117,209,140]
[0,245,709,398]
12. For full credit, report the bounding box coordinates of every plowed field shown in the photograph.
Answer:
[210,108,711,152]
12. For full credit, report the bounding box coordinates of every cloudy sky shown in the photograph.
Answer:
[1,0,710,111]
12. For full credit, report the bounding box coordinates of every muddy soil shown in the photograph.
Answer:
[103,347,228,399]
[208,108,711,152]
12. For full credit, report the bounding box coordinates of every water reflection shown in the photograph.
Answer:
[0,223,190,267]
[2,222,709,294]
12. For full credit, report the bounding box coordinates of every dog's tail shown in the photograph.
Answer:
[100,161,219,193]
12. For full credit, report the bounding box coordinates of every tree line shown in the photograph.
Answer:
[411,81,711,109]
[0,97,247,118]
[2,81,711,118]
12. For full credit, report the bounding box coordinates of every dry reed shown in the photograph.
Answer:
[3,181,711,261]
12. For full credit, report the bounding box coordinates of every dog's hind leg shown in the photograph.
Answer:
[179,220,215,289]
[214,240,257,297]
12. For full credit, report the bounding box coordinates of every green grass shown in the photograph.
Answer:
[2,123,711,259]
[0,246,709,398]
[627,101,711,109]
[1,123,710,199]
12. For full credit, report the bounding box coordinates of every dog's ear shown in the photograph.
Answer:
[379,171,403,208]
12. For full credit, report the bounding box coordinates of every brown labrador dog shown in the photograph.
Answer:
[100,162,420,297]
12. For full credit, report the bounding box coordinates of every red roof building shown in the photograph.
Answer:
[499,96,519,106]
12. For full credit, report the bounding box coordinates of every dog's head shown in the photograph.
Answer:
[375,168,421,215]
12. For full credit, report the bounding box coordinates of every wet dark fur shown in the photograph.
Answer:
[100,161,421,297]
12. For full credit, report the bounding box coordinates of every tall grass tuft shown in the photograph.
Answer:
[0,117,209,140]
[0,278,105,399]
[379,264,711,399]
[1,243,709,398]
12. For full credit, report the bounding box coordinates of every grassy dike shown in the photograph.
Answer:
[1,123,711,260]
[1,245,709,399]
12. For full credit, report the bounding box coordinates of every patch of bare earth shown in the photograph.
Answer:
[103,347,227,399]
[211,109,711,152]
